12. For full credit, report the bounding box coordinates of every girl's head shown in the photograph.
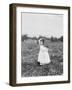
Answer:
[39,38,44,45]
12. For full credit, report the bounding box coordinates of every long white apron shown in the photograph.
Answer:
[38,45,51,65]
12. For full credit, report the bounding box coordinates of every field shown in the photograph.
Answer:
[21,39,63,77]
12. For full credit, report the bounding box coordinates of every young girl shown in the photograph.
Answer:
[37,38,51,65]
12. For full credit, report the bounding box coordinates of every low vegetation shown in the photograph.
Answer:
[21,38,63,77]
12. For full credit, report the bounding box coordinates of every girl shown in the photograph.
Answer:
[37,38,51,65]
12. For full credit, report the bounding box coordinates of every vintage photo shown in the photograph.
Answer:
[21,13,63,77]
[9,3,70,86]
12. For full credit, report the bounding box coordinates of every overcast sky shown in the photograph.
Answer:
[22,12,63,38]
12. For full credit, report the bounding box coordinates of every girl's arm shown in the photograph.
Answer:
[46,46,48,48]
[45,46,52,51]
[45,45,49,48]
[44,45,53,51]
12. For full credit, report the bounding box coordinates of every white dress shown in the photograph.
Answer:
[38,45,51,65]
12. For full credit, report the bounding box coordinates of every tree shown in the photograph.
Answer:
[51,36,54,41]
[21,34,28,41]
[50,36,58,42]
[59,36,63,41]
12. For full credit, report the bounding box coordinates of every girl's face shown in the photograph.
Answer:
[40,40,43,45]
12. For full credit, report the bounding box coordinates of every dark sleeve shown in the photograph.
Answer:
[45,46,49,48]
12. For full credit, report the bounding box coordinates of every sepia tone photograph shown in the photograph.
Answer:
[21,13,63,77]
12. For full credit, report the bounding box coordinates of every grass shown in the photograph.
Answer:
[21,39,63,77]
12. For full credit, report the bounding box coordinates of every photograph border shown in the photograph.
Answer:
[9,3,70,86]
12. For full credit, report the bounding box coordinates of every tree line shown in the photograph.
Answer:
[21,34,63,42]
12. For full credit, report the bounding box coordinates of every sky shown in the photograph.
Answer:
[22,12,63,38]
